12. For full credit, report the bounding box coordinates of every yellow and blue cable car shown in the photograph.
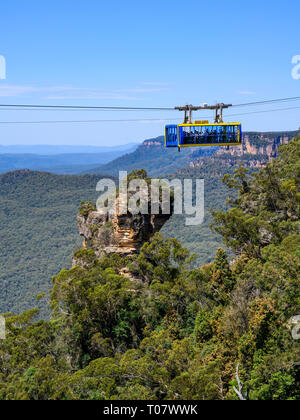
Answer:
[165,121,242,148]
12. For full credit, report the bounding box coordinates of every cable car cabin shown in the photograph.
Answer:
[165,123,242,148]
[164,125,178,147]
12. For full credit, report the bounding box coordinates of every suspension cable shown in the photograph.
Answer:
[0,105,299,124]
[0,96,300,112]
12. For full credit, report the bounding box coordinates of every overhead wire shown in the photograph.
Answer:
[0,105,299,124]
[0,104,174,111]
[0,96,299,124]
[0,118,182,124]
[232,96,300,108]
[0,96,300,112]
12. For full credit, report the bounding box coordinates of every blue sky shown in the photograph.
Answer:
[0,0,299,145]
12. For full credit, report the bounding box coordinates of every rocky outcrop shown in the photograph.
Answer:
[214,132,295,160]
[190,132,297,169]
[76,195,173,261]
[189,156,269,170]
[143,140,163,148]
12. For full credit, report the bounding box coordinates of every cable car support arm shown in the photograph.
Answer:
[175,103,233,123]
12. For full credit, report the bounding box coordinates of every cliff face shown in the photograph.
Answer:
[189,156,270,171]
[75,194,172,262]
[142,132,297,169]
[77,206,171,257]
[143,140,163,148]
[190,131,297,169]
[215,132,294,159]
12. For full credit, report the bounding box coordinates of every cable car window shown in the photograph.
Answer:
[165,125,178,147]
[167,123,241,148]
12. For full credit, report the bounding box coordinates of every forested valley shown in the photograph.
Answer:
[0,137,299,400]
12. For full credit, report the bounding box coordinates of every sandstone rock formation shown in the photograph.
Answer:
[190,132,297,169]
[76,195,173,261]
[214,133,293,160]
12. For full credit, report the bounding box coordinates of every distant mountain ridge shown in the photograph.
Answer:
[84,135,218,177]
[0,143,139,174]
[0,142,139,155]
[84,130,299,176]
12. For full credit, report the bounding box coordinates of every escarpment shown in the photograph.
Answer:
[77,204,171,257]
[214,132,295,160]
[73,172,173,265]
[189,131,298,170]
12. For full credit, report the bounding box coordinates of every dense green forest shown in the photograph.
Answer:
[0,171,107,318]
[0,162,240,317]
[0,155,231,317]
[0,137,299,400]
[0,132,297,318]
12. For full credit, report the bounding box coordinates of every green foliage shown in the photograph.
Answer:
[212,137,300,258]
[2,133,296,317]
[79,201,97,217]
[0,171,115,318]
[0,137,299,400]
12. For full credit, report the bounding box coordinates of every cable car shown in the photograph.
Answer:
[165,121,242,148]
[165,103,242,149]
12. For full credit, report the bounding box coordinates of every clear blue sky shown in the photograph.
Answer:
[0,0,299,145]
